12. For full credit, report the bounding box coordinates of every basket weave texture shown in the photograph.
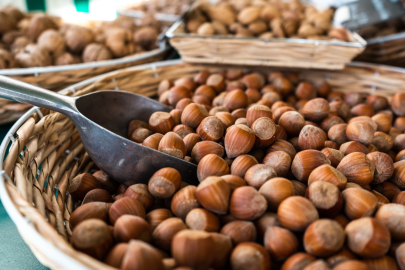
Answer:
[166,21,366,70]
[2,60,405,269]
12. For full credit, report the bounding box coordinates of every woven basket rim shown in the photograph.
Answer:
[2,59,405,270]
[116,8,180,22]
[366,31,405,45]
[165,19,367,48]
[0,42,168,76]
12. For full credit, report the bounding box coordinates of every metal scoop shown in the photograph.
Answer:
[0,76,199,186]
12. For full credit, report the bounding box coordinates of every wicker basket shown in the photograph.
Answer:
[0,42,169,125]
[355,32,405,67]
[166,20,367,70]
[2,59,405,269]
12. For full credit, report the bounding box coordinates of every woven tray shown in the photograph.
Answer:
[165,20,366,70]
[1,59,405,269]
[0,42,169,125]
[355,32,405,67]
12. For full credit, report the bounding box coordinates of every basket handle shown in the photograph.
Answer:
[0,75,77,115]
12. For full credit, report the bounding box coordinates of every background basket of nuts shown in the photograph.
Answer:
[0,6,169,125]
[117,0,194,26]
[165,0,366,70]
[4,59,405,269]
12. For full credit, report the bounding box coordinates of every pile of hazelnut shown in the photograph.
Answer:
[68,68,405,270]
[185,0,350,41]
[0,6,161,69]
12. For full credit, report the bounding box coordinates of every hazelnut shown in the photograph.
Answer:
[277,196,319,232]
[158,132,187,159]
[124,184,154,211]
[37,29,65,57]
[391,93,405,116]
[364,256,398,270]
[69,173,100,200]
[82,189,113,204]
[148,168,181,199]
[142,133,164,150]
[197,154,229,182]
[259,177,294,211]
[235,118,248,126]
[114,215,152,243]
[145,208,173,231]
[304,219,345,257]
[393,191,405,205]
[306,181,343,217]
[92,170,118,194]
[333,260,369,270]
[197,116,224,141]
[121,240,164,270]
[264,226,299,261]
[230,242,271,270]
[375,204,405,241]
[351,104,374,117]
[267,139,297,159]
[128,120,148,137]
[321,148,344,168]
[244,164,277,189]
[327,124,348,145]
[105,28,134,58]
[252,117,277,147]
[373,132,393,152]
[71,219,114,260]
[109,197,145,224]
[337,152,375,186]
[348,116,377,131]
[176,98,192,111]
[395,117,405,131]
[222,174,246,191]
[173,125,194,139]
[246,88,262,103]
[149,112,175,134]
[366,152,394,184]
[392,160,405,189]
[320,116,345,133]
[28,14,57,41]
[152,217,186,251]
[171,186,201,219]
[220,220,257,244]
[133,26,158,50]
[345,217,390,258]
[196,176,230,214]
[171,230,215,270]
[279,111,306,137]
[224,124,256,158]
[276,125,288,140]
[246,105,273,127]
[230,186,267,220]
[396,243,405,270]
[272,107,296,123]
[206,74,225,92]
[346,121,374,145]
[230,155,258,178]
[181,103,208,129]
[191,141,224,164]
[281,252,316,270]
[374,182,400,201]
[372,113,391,134]
[308,164,347,190]
[65,26,94,53]
[174,77,196,92]
[69,202,109,230]
[223,89,248,111]
[82,43,112,62]
[15,44,51,67]
[158,79,174,96]
[302,98,330,122]
[170,109,181,126]
[168,86,192,107]
[194,70,210,84]
[185,208,220,232]
[215,112,236,128]
[255,212,279,239]
[325,247,356,268]
[130,128,152,143]
[263,151,292,177]
[341,188,378,220]
[231,108,247,119]
[291,150,331,183]
[210,233,233,270]
[298,125,327,150]
[339,141,369,155]
[104,243,128,268]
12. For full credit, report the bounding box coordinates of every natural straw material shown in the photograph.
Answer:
[356,32,405,67]
[0,45,168,125]
[1,60,405,269]
[166,21,366,70]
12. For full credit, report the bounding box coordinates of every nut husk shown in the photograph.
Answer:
[37,29,65,57]
[65,26,94,53]
[15,44,51,68]
[82,43,112,62]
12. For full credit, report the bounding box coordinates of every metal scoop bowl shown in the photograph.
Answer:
[0,76,198,186]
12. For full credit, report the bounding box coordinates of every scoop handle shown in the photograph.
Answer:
[0,75,76,115]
